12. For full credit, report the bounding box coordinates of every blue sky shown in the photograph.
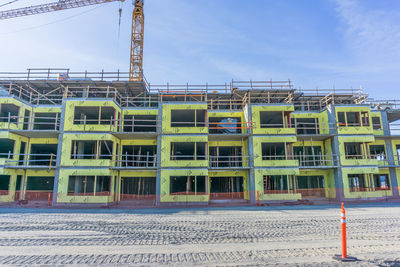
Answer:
[0,0,399,99]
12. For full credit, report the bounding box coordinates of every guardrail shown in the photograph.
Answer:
[3,153,57,168]
[116,154,157,168]
[0,114,60,131]
[209,155,250,168]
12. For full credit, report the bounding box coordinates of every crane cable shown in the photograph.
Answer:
[0,0,20,8]
[0,4,105,35]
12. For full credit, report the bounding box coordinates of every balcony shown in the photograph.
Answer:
[0,114,60,138]
[294,154,339,168]
[209,155,250,169]
[3,153,57,169]
[114,154,157,169]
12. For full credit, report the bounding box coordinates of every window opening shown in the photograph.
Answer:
[170,176,207,195]
[0,175,10,195]
[0,139,14,158]
[372,116,381,130]
[295,118,319,134]
[0,104,19,123]
[262,143,286,160]
[344,142,363,159]
[260,111,283,128]
[171,109,206,127]
[369,145,385,161]
[30,144,57,166]
[33,112,59,130]
[373,174,390,190]
[209,117,241,134]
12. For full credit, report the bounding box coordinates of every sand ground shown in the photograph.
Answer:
[0,203,399,266]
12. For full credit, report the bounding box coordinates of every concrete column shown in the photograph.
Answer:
[328,106,344,201]
[52,100,66,205]
[155,104,163,206]
[247,104,256,204]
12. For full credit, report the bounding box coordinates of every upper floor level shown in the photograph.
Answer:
[0,74,398,136]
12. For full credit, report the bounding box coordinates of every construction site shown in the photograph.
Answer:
[0,69,399,207]
[0,0,400,208]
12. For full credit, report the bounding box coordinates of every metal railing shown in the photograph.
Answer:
[0,114,60,131]
[209,155,250,168]
[294,154,339,167]
[70,154,113,160]
[170,154,208,161]
[208,121,252,134]
[116,154,157,168]
[3,153,57,168]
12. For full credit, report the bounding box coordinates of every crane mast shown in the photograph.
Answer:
[0,0,145,82]
[129,0,144,81]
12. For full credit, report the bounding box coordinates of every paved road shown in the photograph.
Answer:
[0,204,399,266]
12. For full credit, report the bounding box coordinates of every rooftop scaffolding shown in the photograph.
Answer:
[0,69,382,110]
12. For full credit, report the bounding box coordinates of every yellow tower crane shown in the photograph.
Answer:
[0,0,144,82]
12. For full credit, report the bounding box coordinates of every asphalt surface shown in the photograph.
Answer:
[0,203,399,266]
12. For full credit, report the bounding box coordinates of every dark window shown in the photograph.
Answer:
[68,176,95,195]
[73,106,115,125]
[71,140,97,159]
[295,118,319,135]
[346,112,361,127]
[0,104,19,123]
[30,144,57,166]
[99,140,113,160]
[171,109,206,127]
[121,177,156,199]
[361,112,370,126]
[95,176,111,196]
[170,142,206,160]
[209,117,241,134]
[293,146,323,166]
[262,143,286,160]
[23,110,30,130]
[338,112,346,126]
[260,111,283,128]
[0,139,15,158]
[0,175,10,195]
[123,115,157,132]
[74,106,99,125]
[170,176,207,195]
[209,146,243,167]
[369,145,385,160]
[344,142,363,159]
[33,112,59,130]
[100,107,115,125]
[18,142,26,166]
[121,145,157,167]
[348,174,367,192]
[264,175,288,193]
[210,177,243,196]
[372,116,381,130]
[26,176,54,191]
[373,174,390,190]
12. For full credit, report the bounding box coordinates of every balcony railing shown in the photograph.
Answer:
[294,154,339,167]
[261,154,339,167]
[209,155,250,168]
[3,153,57,168]
[208,121,252,134]
[0,114,60,131]
[115,154,157,168]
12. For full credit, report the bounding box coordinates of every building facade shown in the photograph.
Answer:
[0,72,399,206]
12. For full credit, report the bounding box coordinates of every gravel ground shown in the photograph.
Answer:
[0,203,399,266]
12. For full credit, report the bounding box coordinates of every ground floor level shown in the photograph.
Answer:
[0,167,399,205]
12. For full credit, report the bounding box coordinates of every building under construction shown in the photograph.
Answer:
[0,69,399,206]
